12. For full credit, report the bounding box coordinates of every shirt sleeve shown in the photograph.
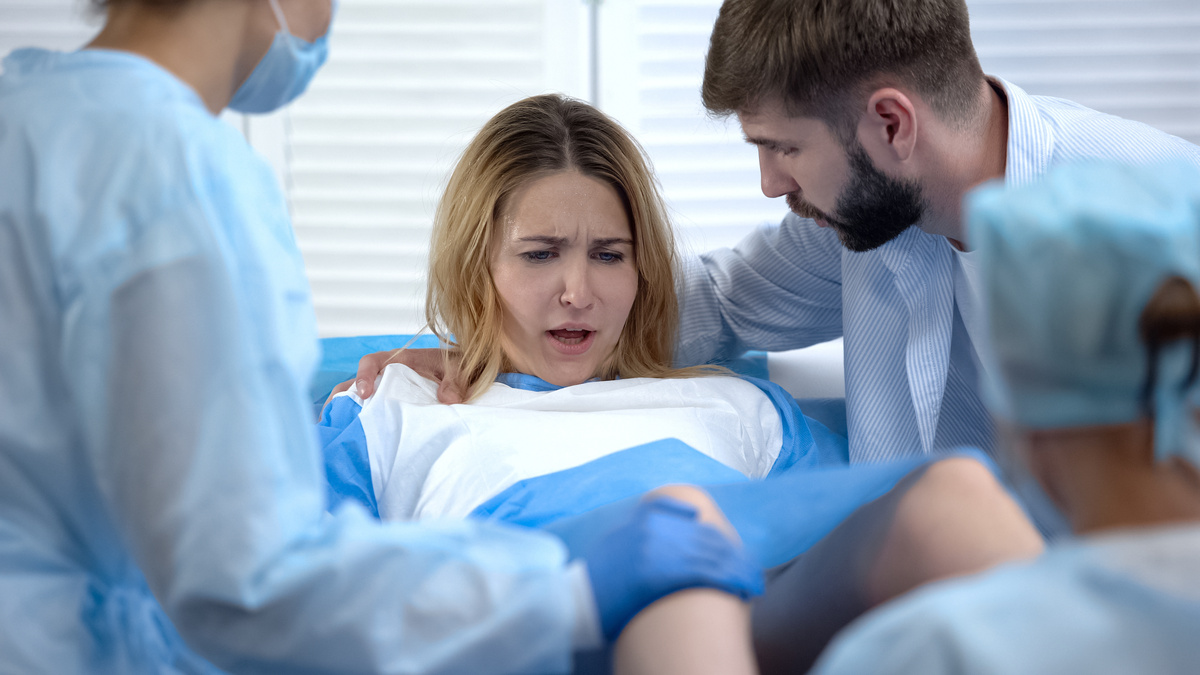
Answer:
[62,214,580,674]
[566,561,604,651]
[675,214,845,366]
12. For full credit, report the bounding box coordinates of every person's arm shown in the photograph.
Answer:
[70,249,581,674]
[675,213,845,366]
[611,486,757,675]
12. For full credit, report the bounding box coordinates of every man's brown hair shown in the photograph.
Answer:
[702,0,986,138]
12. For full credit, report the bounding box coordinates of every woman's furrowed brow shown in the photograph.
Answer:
[515,235,568,246]
[592,237,633,247]
[514,235,632,247]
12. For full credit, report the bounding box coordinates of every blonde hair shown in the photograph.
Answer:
[426,94,706,400]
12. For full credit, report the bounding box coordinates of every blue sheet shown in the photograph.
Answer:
[317,369,849,517]
[314,336,947,571]
[473,439,948,569]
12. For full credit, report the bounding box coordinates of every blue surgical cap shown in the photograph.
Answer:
[967,161,1200,461]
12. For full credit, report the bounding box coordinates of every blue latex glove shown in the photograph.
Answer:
[584,496,764,640]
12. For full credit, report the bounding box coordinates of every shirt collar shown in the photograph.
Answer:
[990,76,1054,188]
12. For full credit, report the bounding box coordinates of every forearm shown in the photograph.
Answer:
[83,259,578,674]
[174,511,577,674]
[675,216,844,366]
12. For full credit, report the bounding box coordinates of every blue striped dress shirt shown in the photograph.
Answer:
[678,78,1200,463]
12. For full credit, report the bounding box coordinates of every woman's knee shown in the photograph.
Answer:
[917,456,1009,504]
[867,457,1044,601]
[911,457,1039,536]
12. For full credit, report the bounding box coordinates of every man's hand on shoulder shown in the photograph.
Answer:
[324,347,466,407]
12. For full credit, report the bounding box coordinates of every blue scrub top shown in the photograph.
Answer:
[0,48,578,674]
[811,525,1200,675]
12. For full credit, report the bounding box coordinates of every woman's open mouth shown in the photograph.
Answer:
[546,328,595,355]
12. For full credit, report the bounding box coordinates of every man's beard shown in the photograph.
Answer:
[786,143,926,252]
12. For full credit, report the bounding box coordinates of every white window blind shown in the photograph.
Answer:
[3,0,1198,340]
[0,0,99,57]
[968,0,1200,145]
[283,0,589,336]
[598,0,787,257]
[595,0,1200,260]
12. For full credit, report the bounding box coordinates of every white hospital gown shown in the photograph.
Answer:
[346,365,785,520]
[812,524,1200,674]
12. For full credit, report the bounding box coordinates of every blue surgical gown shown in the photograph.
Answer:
[0,48,582,674]
[811,524,1200,674]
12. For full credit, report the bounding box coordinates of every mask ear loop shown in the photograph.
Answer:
[1184,331,1200,390]
[382,325,432,365]
[1140,325,1200,458]
[1141,342,1160,421]
[267,0,292,37]
[1139,276,1200,419]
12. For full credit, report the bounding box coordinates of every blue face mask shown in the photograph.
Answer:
[228,0,335,114]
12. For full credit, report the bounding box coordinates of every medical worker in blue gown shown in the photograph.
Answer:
[812,160,1200,674]
[0,1,763,673]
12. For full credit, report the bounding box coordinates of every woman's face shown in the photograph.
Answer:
[490,170,638,386]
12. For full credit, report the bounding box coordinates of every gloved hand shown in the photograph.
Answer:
[583,496,764,641]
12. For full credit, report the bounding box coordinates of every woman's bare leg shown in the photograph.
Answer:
[612,485,758,675]
[864,456,1044,602]
[753,456,1043,674]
